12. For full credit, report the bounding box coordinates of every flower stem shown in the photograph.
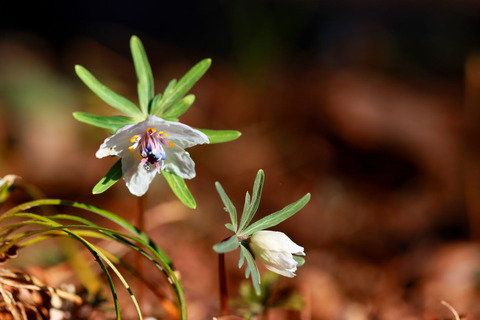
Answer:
[136,194,147,310]
[218,253,229,316]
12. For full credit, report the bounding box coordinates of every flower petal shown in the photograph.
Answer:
[95,122,145,158]
[146,116,209,148]
[249,230,305,278]
[163,145,196,179]
[122,153,157,196]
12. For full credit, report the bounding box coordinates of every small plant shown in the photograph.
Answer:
[213,170,309,316]
[0,36,310,319]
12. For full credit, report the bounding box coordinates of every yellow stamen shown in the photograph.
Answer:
[128,146,135,152]
[168,141,175,148]
[130,135,139,143]
[147,128,157,134]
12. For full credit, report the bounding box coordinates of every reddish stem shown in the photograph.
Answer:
[218,253,229,316]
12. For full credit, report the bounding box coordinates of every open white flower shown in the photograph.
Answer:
[96,115,209,196]
[249,230,305,278]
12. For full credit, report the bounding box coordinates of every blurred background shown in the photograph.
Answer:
[1,0,480,319]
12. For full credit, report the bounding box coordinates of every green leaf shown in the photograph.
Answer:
[197,128,242,144]
[151,80,176,115]
[213,235,239,253]
[75,65,144,119]
[92,159,123,194]
[215,181,237,231]
[238,170,264,233]
[240,245,261,295]
[162,94,195,119]
[153,59,211,114]
[73,112,135,132]
[225,223,235,232]
[130,36,154,115]
[163,171,196,209]
[240,193,311,236]
[150,93,162,114]
[293,255,305,267]
[163,79,178,96]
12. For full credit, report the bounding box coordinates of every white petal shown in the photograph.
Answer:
[251,231,305,255]
[263,263,296,278]
[146,116,209,148]
[163,146,196,179]
[121,153,157,196]
[249,230,305,278]
[95,122,145,158]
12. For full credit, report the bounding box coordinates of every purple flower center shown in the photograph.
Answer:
[129,128,174,171]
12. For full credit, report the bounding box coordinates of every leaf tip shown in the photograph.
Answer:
[74,64,85,74]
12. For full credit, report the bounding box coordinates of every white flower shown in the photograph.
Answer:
[249,230,305,278]
[96,115,209,196]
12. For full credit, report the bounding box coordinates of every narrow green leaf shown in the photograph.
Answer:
[92,159,123,194]
[163,171,196,209]
[240,245,261,295]
[2,200,187,319]
[73,112,135,132]
[151,80,176,115]
[157,59,211,112]
[150,93,162,114]
[161,94,195,119]
[238,170,264,233]
[197,128,242,144]
[238,249,245,268]
[225,223,235,232]
[164,79,178,96]
[75,65,144,119]
[213,235,239,254]
[215,181,237,231]
[130,36,154,115]
[240,193,311,236]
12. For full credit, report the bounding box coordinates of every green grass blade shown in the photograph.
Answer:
[0,208,187,319]
[73,112,135,132]
[75,65,144,119]
[196,128,242,144]
[130,36,154,115]
[162,171,196,209]
[241,193,311,236]
[215,181,237,231]
[92,159,123,194]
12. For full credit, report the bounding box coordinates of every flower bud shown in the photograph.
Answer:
[249,230,305,278]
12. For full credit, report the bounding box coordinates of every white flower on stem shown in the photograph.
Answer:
[249,230,305,278]
[96,115,209,196]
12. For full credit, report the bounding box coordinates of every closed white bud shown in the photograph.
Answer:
[249,230,305,278]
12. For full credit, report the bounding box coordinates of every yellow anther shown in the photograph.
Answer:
[128,146,135,152]
[164,133,169,137]
[168,141,175,148]
[146,128,157,134]
[130,135,139,143]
